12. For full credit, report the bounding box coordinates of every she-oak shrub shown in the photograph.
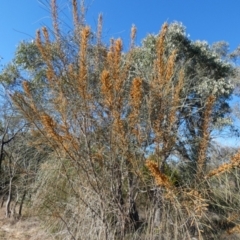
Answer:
[3,0,240,239]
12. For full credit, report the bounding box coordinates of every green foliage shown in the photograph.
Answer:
[130,22,235,164]
[15,41,44,71]
[163,163,181,187]
[0,63,20,87]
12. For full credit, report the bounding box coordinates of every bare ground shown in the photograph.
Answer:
[0,206,52,240]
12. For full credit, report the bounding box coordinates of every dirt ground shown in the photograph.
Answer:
[0,206,52,240]
[0,205,240,240]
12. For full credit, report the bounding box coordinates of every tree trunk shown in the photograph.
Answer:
[6,177,13,218]
[126,160,139,229]
[18,190,26,217]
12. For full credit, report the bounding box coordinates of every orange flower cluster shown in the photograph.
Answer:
[101,70,112,108]
[145,160,173,190]
[36,28,55,82]
[129,77,142,127]
[22,81,31,97]
[183,189,208,218]
[197,95,215,177]
[78,26,91,99]
[51,0,60,42]
[41,113,58,140]
[156,23,168,80]
[207,150,240,178]
[72,0,79,28]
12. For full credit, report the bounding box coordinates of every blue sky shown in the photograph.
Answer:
[1,0,240,65]
[0,0,240,146]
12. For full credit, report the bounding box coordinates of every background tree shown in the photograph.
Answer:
[129,23,234,171]
[0,89,43,219]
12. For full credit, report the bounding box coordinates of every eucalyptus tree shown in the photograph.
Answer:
[129,22,234,169]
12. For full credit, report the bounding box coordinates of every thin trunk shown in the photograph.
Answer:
[112,160,125,238]
[6,177,12,218]
[18,190,26,217]
[126,160,139,229]
[1,194,6,208]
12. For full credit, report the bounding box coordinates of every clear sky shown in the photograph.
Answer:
[1,0,240,65]
[1,0,240,146]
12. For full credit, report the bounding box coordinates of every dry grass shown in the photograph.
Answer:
[0,205,53,240]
